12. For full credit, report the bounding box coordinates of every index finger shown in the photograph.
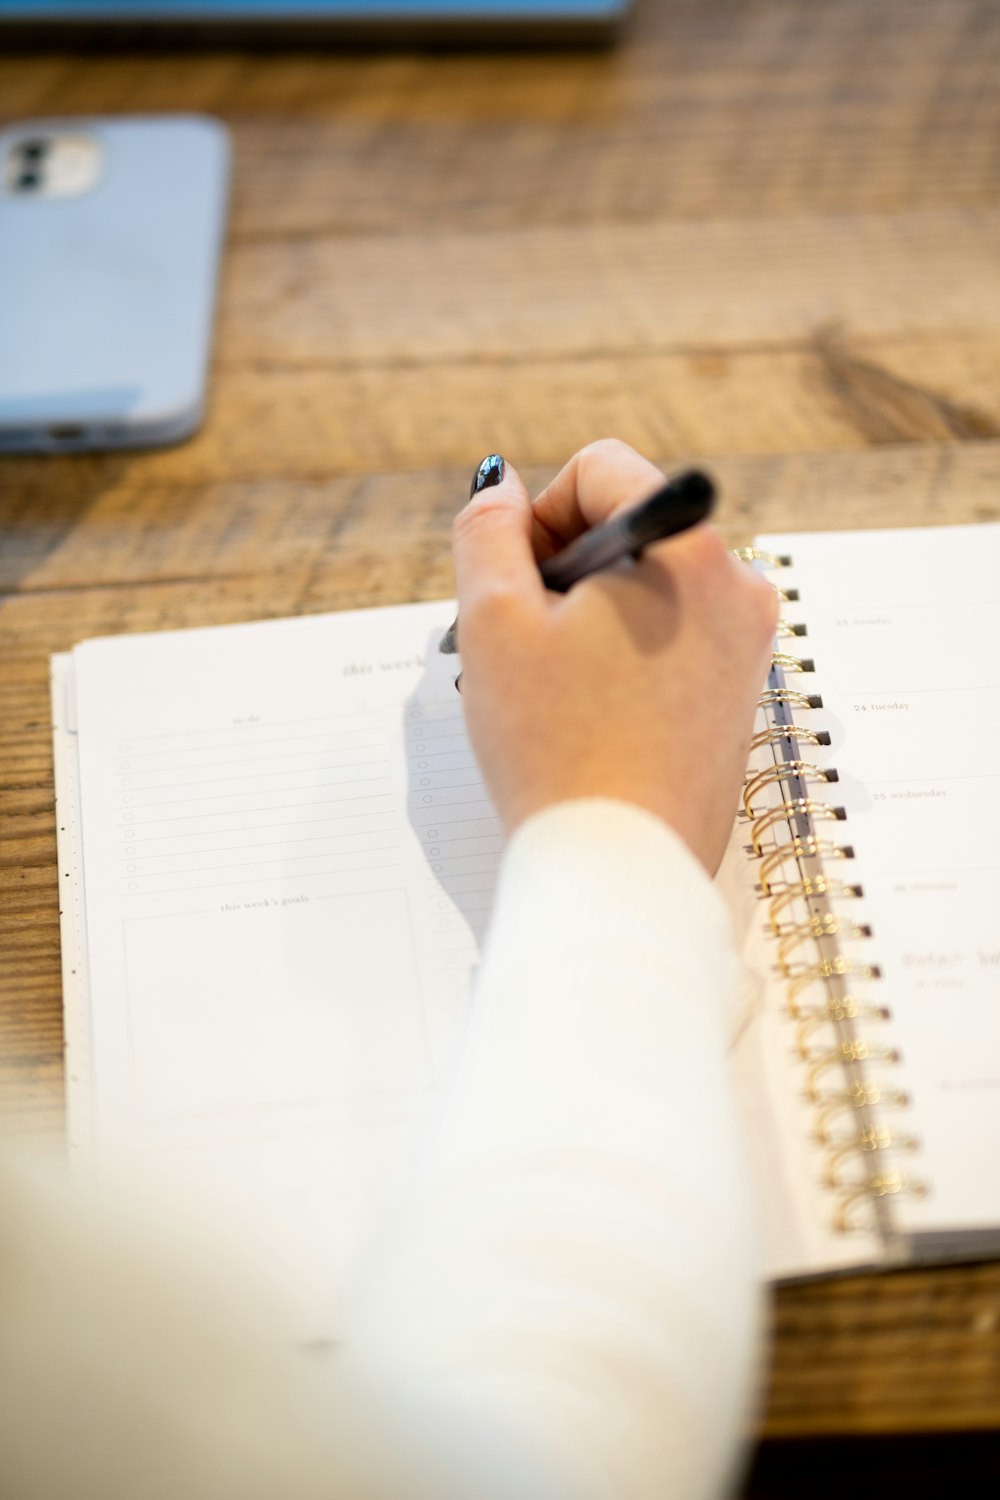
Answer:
[452,457,547,614]
[532,439,668,549]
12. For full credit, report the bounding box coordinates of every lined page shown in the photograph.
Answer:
[67,601,499,1331]
[756,523,1000,1245]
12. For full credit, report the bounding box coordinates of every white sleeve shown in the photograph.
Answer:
[339,799,763,1500]
[0,800,760,1500]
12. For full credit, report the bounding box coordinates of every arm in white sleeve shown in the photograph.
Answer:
[340,799,762,1500]
[0,800,760,1500]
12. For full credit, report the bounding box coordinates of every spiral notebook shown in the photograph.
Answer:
[50,522,1000,1328]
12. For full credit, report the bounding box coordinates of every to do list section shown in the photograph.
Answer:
[63,600,505,1331]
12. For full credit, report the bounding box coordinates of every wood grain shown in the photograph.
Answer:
[2,0,999,1442]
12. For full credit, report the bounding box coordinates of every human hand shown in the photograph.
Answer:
[450,440,779,874]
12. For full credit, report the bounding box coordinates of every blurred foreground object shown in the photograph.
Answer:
[0,0,633,46]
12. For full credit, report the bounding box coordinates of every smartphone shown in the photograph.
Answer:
[0,114,230,453]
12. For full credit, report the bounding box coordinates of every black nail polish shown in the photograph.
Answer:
[470,454,505,498]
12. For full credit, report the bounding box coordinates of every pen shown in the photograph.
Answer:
[438,467,716,655]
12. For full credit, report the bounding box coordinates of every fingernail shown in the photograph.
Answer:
[470,454,505,498]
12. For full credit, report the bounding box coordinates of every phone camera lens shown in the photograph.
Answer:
[17,171,41,191]
[19,138,49,162]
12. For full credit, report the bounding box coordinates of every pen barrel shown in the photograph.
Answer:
[539,470,715,593]
[539,516,635,591]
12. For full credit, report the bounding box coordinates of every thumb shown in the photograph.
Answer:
[452,454,546,612]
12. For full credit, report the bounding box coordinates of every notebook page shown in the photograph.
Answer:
[51,653,96,1161]
[69,600,499,1332]
[756,523,1000,1246]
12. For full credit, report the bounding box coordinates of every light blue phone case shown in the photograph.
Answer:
[0,114,230,451]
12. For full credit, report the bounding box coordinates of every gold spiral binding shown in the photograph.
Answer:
[768,878,864,936]
[744,761,838,818]
[758,838,854,895]
[758,687,823,711]
[750,724,830,752]
[834,1173,928,1234]
[794,999,889,1056]
[771,650,814,673]
[814,1083,910,1146]
[776,915,872,971]
[733,547,790,567]
[824,1128,920,1191]
[749,799,845,855]
[794,994,888,1028]
[786,957,881,1013]
[743,541,923,1241]
[804,1039,901,1099]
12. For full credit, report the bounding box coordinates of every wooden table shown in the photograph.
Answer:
[3,0,1000,1455]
